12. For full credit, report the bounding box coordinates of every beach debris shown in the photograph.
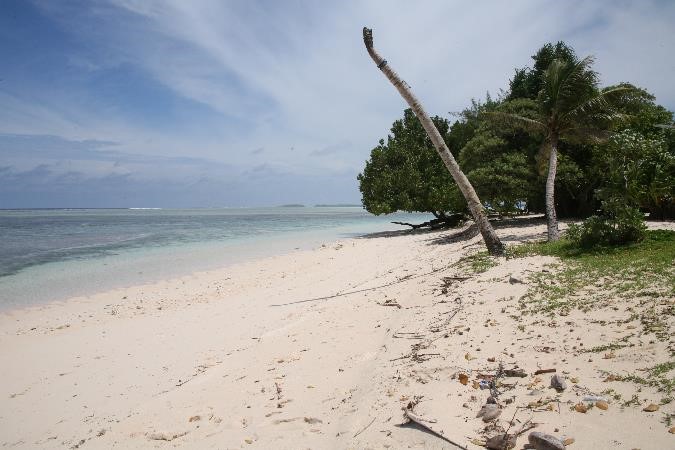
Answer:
[147,431,188,441]
[582,395,607,402]
[486,433,516,449]
[400,398,468,450]
[486,396,497,404]
[550,374,567,391]
[476,404,501,422]
[303,417,322,424]
[245,438,253,444]
[188,415,201,422]
[503,368,527,378]
[353,416,377,438]
[574,403,588,413]
[273,417,302,424]
[458,373,469,385]
[669,426,675,434]
[479,380,491,390]
[527,431,565,450]
[563,437,575,445]
[534,368,556,375]
[465,352,476,361]
[378,298,402,309]
[595,400,609,410]
[486,415,537,449]
[642,403,659,412]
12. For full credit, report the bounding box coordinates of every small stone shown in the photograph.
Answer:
[476,404,501,422]
[458,373,469,385]
[574,403,588,413]
[595,400,609,410]
[486,396,497,404]
[669,426,675,434]
[551,374,567,391]
[486,434,516,449]
[570,377,579,384]
[509,275,523,284]
[488,357,496,362]
[643,403,659,412]
[563,437,575,445]
[528,431,565,450]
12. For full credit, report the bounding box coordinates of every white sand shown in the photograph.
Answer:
[1,220,673,449]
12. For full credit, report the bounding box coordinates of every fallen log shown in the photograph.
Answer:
[392,213,465,230]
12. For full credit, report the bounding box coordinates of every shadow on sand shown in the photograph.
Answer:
[357,215,550,247]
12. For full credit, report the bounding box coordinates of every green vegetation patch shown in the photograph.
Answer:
[508,230,675,317]
[511,229,675,403]
[454,251,500,274]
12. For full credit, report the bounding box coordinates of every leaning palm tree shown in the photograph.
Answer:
[362,27,505,256]
[487,56,633,241]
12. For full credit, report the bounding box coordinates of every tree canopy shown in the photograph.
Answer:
[359,42,674,222]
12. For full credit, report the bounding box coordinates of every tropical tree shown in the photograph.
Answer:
[488,55,633,240]
[358,109,466,219]
[362,27,504,255]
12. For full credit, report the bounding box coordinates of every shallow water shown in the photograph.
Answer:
[0,207,431,309]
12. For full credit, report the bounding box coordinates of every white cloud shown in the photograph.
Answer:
[2,0,674,206]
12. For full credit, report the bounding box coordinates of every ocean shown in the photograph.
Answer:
[0,207,431,310]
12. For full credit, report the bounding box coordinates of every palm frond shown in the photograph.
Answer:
[483,111,546,135]
[560,126,612,144]
[561,86,635,126]
[539,56,599,118]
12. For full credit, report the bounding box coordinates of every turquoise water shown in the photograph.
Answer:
[0,208,431,309]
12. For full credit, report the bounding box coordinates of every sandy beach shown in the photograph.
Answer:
[1,220,673,449]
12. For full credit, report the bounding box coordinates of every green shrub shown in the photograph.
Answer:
[567,206,647,248]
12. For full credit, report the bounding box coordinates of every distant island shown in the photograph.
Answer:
[314,203,362,207]
[279,204,305,207]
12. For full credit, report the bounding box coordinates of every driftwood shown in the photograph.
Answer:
[378,299,402,309]
[533,368,556,375]
[353,416,377,438]
[392,214,465,230]
[401,408,468,450]
[503,369,527,378]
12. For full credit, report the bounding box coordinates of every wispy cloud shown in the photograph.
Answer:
[1,0,673,207]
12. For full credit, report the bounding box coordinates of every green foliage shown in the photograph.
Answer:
[509,41,577,100]
[357,109,465,216]
[456,97,542,215]
[594,130,674,219]
[359,41,675,221]
[566,207,647,248]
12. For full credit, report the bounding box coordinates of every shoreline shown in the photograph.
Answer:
[0,216,423,313]
[1,220,673,449]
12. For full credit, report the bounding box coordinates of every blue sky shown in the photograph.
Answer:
[1,0,674,208]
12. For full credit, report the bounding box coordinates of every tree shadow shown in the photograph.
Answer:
[424,223,480,246]
[355,226,440,240]
[357,215,550,246]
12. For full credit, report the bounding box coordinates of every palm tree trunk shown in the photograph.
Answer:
[362,27,504,256]
[545,136,560,241]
